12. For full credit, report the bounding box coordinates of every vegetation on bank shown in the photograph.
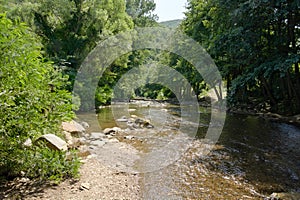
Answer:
[0,0,299,182]
[0,14,79,181]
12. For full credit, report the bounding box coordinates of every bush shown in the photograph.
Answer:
[0,13,79,180]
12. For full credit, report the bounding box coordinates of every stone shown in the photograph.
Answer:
[109,138,119,143]
[79,182,90,190]
[270,192,300,200]
[79,121,90,129]
[90,140,106,147]
[20,177,30,183]
[116,118,128,122]
[37,134,68,151]
[23,138,32,147]
[132,118,154,129]
[103,127,121,135]
[124,135,135,140]
[68,138,83,149]
[90,132,106,139]
[77,145,91,157]
[61,120,85,136]
[63,131,72,142]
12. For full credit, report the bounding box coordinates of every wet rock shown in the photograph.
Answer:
[37,134,68,151]
[103,127,121,135]
[270,192,300,200]
[62,120,85,136]
[131,118,154,129]
[23,138,32,147]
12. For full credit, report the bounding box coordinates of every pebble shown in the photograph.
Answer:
[79,182,90,191]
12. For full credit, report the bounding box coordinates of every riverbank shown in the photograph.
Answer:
[229,108,300,126]
[2,100,300,199]
[0,157,140,200]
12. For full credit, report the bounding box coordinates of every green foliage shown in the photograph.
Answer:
[16,145,80,183]
[126,0,158,26]
[2,0,162,108]
[182,0,300,114]
[0,13,78,180]
[160,19,182,28]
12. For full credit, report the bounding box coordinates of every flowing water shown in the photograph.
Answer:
[78,101,300,199]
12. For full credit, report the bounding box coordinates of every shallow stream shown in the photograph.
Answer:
[78,101,300,199]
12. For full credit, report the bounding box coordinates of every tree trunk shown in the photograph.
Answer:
[261,76,277,109]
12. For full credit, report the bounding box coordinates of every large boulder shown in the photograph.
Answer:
[62,120,85,136]
[37,134,68,151]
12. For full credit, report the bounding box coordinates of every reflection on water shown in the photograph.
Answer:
[78,103,300,199]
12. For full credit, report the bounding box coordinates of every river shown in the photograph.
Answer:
[78,101,300,199]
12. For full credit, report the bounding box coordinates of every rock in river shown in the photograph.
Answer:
[103,127,122,135]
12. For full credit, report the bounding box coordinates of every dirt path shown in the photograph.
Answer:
[1,158,140,200]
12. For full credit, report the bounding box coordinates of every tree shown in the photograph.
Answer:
[125,0,158,27]
[2,0,137,107]
[182,0,300,114]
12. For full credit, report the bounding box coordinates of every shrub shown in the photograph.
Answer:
[0,13,79,180]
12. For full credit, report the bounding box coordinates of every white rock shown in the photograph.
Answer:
[116,118,128,122]
[103,127,121,135]
[80,182,90,190]
[38,134,68,151]
[23,138,32,147]
[61,120,85,135]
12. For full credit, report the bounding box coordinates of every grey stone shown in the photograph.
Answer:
[90,140,106,147]
[79,121,90,129]
[63,131,72,142]
[270,192,300,200]
[103,127,121,135]
[61,120,85,136]
[90,132,105,139]
[38,134,68,151]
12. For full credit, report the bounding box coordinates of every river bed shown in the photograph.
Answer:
[78,101,300,199]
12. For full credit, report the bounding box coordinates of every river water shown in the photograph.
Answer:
[78,101,300,199]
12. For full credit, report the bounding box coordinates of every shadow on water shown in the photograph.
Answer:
[216,114,300,193]
[194,111,300,195]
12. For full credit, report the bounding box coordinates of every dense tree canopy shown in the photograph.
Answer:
[182,0,300,114]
